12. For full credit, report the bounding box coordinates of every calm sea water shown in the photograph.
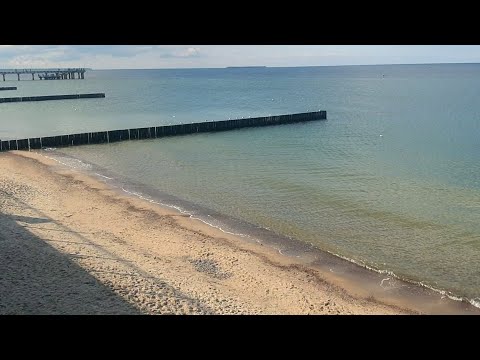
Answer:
[2,65,480,305]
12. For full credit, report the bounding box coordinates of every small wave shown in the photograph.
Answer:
[35,151,92,170]
[120,186,256,240]
[94,173,114,180]
[327,249,480,309]
[380,278,391,288]
[471,298,480,308]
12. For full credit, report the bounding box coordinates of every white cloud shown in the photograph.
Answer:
[179,47,200,57]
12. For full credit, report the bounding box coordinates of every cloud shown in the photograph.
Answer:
[149,46,202,58]
[74,45,154,58]
[0,45,205,68]
[178,47,201,57]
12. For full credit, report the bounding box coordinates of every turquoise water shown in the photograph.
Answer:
[2,65,480,305]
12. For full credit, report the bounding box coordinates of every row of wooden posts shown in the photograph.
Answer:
[0,111,327,152]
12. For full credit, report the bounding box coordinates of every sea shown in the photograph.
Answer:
[1,64,479,309]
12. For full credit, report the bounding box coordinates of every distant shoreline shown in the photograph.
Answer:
[225,66,267,69]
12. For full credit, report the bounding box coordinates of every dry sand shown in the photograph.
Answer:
[0,151,410,314]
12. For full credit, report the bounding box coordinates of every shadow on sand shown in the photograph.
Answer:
[0,211,141,315]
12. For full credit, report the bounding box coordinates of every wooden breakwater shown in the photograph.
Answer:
[0,110,326,152]
[0,93,105,103]
[0,87,17,91]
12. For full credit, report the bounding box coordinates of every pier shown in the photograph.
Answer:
[0,111,327,152]
[0,68,86,81]
[0,93,105,103]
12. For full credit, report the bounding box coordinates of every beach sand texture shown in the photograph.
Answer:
[0,151,408,314]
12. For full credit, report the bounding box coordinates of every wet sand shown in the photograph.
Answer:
[0,151,425,314]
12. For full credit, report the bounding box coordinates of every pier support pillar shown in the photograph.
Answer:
[32,73,34,80]
[2,74,4,81]
[17,74,20,81]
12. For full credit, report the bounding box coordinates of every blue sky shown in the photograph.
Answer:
[1,45,480,69]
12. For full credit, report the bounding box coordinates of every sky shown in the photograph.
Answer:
[1,45,480,69]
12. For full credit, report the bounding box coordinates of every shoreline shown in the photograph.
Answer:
[1,151,478,314]
[50,148,480,314]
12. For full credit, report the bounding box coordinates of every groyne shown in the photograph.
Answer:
[0,93,105,103]
[0,110,326,151]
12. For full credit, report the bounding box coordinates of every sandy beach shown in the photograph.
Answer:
[0,151,413,314]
